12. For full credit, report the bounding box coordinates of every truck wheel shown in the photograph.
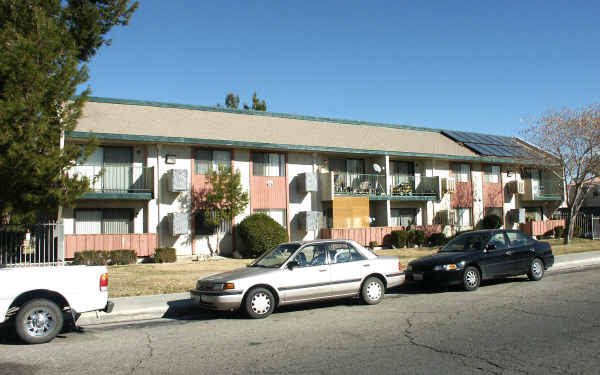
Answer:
[15,299,64,344]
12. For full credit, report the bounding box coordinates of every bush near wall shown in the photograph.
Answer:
[413,230,426,247]
[553,226,564,239]
[72,250,137,265]
[238,213,288,258]
[482,214,503,229]
[390,230,408,248]
[153,247,177,263]
[427,232,448,247]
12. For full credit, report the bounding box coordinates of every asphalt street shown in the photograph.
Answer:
[1,266,599,375]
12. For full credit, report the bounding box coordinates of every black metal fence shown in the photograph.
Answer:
[552,211,599,239]
[0,223,64,267]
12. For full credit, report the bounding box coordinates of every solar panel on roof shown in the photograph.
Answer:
[442,130,528,158]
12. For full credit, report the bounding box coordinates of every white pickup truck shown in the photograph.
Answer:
[0,265,113,344]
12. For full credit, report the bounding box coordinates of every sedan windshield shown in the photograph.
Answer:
[248,244,301,268]
[440,232,491,253]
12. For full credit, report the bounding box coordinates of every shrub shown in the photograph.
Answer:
[390,230,408,248]
[482,214,502,229]
[72,250,137,265]
[573,226,583,238]
[406,230,416,247]
[368,241,378,249]
[153,247,177,263]
[553,226,564,239]
[73,250,109,265]
[238,213,288,258]
[110,250,137,265]
[427,232,447,247]
[413,230,425,247]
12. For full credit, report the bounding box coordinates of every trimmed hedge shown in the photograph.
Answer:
[482,214,503,229]
[390,230,408,248]
[238,213,288,258]
[414,230,426,247]
[154,247,177,263]
[368,241,378,249]
[427,232,448,247]
[72,250,137,265]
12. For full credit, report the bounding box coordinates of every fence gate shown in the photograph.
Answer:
[0,223,64,267]
[593,217,600,240]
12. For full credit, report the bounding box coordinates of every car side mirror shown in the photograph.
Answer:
[287,261,298,270]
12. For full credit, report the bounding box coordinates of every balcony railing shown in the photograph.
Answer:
[334,173,386,196]
[71,165,154,197]
[390,175,439,199]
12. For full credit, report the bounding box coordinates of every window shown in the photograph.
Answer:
[487,233,507,249]
[391,161,415,184]
[326,243,366,264]
[485,207,503,219]
[455,208,472,227]
[194,210,231,234]
[452,163,471,182]
[390,208,417,227]
[253,152,285,177]
[483,165,501,183]
[255,209,287,228]
[195,150,231,174]
[294,245,327,267]
[506,231,534,246]
[75,209,133,234]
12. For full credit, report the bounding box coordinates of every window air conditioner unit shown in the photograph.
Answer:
[168,169,188,192]
[443,177,456,193]
[168,212,189,235]
[516,180,525,195]
[297,211,321,231]
[297,172,318,193]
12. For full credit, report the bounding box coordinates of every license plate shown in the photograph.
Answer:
[413,273,423,281]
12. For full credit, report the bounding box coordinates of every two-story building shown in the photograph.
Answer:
[62,97,564,258]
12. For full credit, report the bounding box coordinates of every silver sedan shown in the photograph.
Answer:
[190,239,404,318]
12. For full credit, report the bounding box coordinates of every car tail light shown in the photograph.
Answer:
[100,273,109,292]
[398,262,403,271]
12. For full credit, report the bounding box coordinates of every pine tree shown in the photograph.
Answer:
[0,0,138,223]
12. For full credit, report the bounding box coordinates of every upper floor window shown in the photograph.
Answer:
[253,152,285,177]
[195,150,231,175]
[78,146,133,166]
[452,163,471,182]
[483,165,501,183]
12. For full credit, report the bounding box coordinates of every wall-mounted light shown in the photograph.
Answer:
[165,154,176,164]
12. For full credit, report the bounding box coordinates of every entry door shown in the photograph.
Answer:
[280,245,331,302]
[103,147,132,192]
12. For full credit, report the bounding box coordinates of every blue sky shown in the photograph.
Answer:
[81,0,600,137]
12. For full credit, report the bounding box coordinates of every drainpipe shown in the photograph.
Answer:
[156,144,161,248]
[57,129,65,223]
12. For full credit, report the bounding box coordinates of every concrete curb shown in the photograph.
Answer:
[77,252,600,327]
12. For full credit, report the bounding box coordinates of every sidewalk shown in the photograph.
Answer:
[77,251,600,327]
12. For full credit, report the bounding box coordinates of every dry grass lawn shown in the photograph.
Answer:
[107,238,599,298]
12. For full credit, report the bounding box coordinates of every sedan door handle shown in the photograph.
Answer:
[319,269,327,272]
[506,250,514,255]
[363,264,370,267]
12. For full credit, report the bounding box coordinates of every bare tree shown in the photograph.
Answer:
[522,104,600,243]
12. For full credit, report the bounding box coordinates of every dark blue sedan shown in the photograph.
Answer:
[405,229,554,291]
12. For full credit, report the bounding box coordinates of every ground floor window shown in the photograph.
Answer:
[194,210,231,234]
[390,208,417,227]
[75,209,133,234]
[454,207,472,227]
[254,209,287,229]
[485,207,503,219]
[525,207,542,222]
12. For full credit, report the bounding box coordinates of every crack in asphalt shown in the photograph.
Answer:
[402,313,531,375]
[499,305,575,320]
[130,331,154,375]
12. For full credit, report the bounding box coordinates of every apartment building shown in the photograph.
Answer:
[62,97,564,258]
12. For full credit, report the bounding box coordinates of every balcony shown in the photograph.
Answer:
[390,175,439,201]
[71,165,154,200]
[523,178,563,201]
[318,172,439,201]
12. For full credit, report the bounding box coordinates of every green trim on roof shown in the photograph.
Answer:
[68,131,541,165]
[85,96,442,133]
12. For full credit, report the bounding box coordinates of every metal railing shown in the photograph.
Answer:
[0,223,64,267]
[70,165,154,194]
[390,175,438,197]
[534,178,563,200]
[333,173,386,196]
[552,211,599,239]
